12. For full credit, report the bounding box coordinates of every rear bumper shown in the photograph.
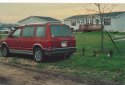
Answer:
[44,47,76,56]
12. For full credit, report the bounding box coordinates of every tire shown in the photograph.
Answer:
[33,48,44,62]
[1,45,9,57]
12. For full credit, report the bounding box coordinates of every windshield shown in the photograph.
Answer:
[50,25,73,37]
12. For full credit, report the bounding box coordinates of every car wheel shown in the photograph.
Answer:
[1,45,9,57]
[34,48,44,62]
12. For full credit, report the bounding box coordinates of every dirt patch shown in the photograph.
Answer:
[0,62,87,85]
[87,79,122,85]
[0,62,122,85]
[0,76,10,85]
[0,54,122,85]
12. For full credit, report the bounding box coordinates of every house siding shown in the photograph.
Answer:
[64,14,125,32]
[64,17,101,31]
[104,14,125,32]
[64,20,79,30]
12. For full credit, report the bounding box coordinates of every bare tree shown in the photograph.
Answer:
[85,3,116,51]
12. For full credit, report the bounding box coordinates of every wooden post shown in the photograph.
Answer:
[108,50,113,57]
[82,47,85,56]
[93,50,99,57]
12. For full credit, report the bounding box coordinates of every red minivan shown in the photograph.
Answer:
[0,23,76,62]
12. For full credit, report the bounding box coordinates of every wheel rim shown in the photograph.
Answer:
[2,47,7,56]
[35,50,42,61]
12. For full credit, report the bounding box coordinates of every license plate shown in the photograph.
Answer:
[61,41,67,47]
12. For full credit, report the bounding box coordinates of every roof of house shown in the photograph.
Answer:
[64,15,88,20]
[99,11,125,17]
[34,16,60,21]
[64,11,125,20]
[18,16,61,23]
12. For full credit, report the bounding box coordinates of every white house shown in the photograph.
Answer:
[0,24,11,33]
[0,27,10,33]
[18,16,61,25]
[64,11,125,32]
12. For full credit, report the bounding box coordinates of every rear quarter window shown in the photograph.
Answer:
[50,25,73,37]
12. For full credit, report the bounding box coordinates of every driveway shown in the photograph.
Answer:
[0,62,87,85]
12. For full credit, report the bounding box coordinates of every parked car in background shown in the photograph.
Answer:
[0,23,76,62]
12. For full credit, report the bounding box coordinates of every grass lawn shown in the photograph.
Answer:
[37,32,125,84]
[1,31,125,84]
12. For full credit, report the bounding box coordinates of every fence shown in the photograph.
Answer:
[103,32,125,55]
[75,31,125,57]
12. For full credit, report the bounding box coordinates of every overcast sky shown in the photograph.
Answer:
[0,3,125,23]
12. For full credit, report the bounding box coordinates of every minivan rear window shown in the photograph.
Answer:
[50,25,73,37]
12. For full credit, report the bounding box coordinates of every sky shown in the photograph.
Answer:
[0,3,125,23]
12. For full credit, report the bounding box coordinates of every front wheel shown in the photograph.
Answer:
[33,48,44,62]
[1,46,9,57]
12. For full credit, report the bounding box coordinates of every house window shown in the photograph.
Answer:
[96,19,99,25]
[77,20,80,23]
[103,18,106,25]
[71,20,76,26]
[90,18,93,25]
[81,19,84,23]
[85,19,89,24]
[105,18,111,25]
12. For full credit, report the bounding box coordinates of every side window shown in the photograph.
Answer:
[22,26,35,37]
[71,20,76,26]
[36,26,45,37]
[12,29,21,38]
[105,18,111,25]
